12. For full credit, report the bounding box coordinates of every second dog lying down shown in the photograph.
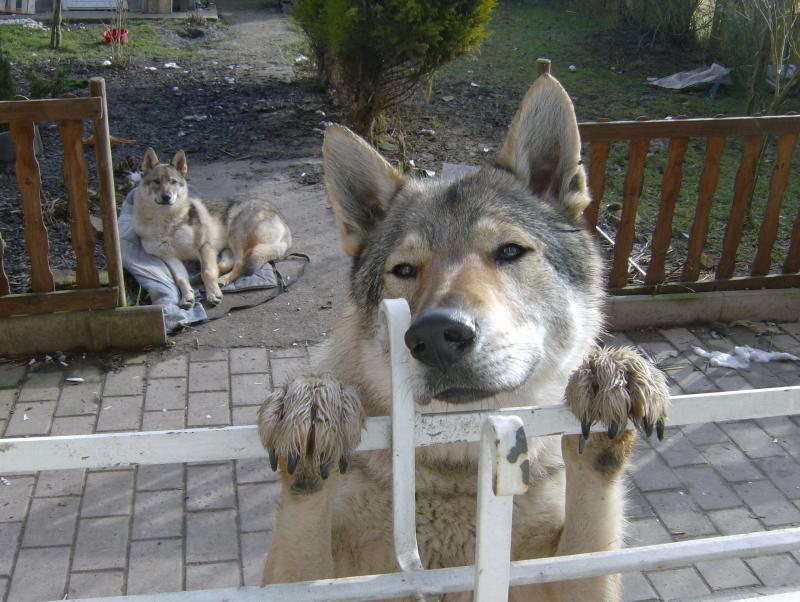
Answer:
[132,148,292,308]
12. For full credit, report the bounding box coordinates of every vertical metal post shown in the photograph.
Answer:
[474,416,530,602]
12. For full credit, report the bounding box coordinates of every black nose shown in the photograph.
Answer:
[160,193,172,203]
[404,308,478,371]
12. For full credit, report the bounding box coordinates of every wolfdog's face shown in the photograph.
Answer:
[324,74,604,407]
[138,148,189,207]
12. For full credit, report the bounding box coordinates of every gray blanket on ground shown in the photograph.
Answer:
[119,191,279,332]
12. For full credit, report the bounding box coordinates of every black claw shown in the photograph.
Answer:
[643,417,653,438]
[581,419,591,440]
[656,419,665,441]
[268,449,278,472]
[608,421,619,440]
[320,460,330,480]
[339,455,349,474]
[578,435,587,455]
[287,452,300,475]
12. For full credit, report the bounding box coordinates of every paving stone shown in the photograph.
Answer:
[232,405,260,426]
[97,395,143,432]
[186,561,241,590]
[681,423,730,446]
[0,363,25,388]
[5,401,56,436]
[56,382,101,416]
[673,466,740,511]
[646,566,709,600]
[81,470,135,518]
[0,389,16,421]
[22,497,80,547]
[708,507,766,535]
[733,480,800,527]
[668,364,719,394]
[35,469,85,497]
[645,490,717,537]
[240,531,271,586]
[148,355,188,379]
[779,322,800,337]
[127,539,183,594]
[190,348,228,362]
[103,364,145,397]
[67,571,124,598]
[132,490,183,540]
[238,482,280,532]
[700,443,765,482]
[0,476,34,522]
[187,391,231,426]
[72,516,130,571]
[695,558,760,590]
[626,517,672,547]
[659,430,705,468]
[755,455,800,499]
[186,463,235,510]
[136,464,184,492]
[742,362,792,389]
[745,553,800,587]
[236,457,278,485]
[779,435,800,463]
[124,353,149,365]
[0,522,22,574]
[709,372,755,392]
[630,449,682,492]
[7,547,70,602]
[621,572,657,602]
[188,361,229,393]
[230,347,269,374]
[269,347,308,359]
[142,409,185,430]
[231,373,269,406]
[50,415,95,435]
[660,328,702,349]
[757,416,799,438]
[144,377,187,411]
[62,361,105,383]
[18,370,62,402]
[0,577,6,600]
[720,420,786,459]
[269,356,311,388]
[186,509,239,563]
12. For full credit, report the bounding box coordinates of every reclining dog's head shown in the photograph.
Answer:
[325,74,604,409]
[137,148,189,207]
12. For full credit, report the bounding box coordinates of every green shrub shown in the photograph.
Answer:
[0,52,14,101]
[294,0,496,137]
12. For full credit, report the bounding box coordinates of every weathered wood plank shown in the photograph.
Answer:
[716,135,765,280]
[579,115,800,141]
[59,119,101,289]
[0,230,9,296]
[785,207,800,274]
[0,97,102,124]
[89,78,126,306]
[10,119,55,293]
[645,137,688,285]
[609,137,650,288]
[612,273,800,296]
[752,133,798,276]
[0,287,118,317]
[584,141,611,230]
[682,136,726,282]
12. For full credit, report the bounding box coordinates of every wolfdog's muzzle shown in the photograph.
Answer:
[404,307,478,372]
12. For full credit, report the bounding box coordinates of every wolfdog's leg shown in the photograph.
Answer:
[198,243,223,305]
[162,255,195,309]
[546,346,669,601]
[258,373,365,584]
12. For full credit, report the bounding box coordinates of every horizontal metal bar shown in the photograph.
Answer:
[61,528,800,602]
[2,387,799,473]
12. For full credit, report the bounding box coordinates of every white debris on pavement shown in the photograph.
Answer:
[693,345,800,370]
[164,62,180,69]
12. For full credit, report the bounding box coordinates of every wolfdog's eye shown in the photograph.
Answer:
[495,243,526,263]
[169,179,178,185]
[391,263,417,278]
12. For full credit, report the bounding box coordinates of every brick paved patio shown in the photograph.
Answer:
[1,324,799,601]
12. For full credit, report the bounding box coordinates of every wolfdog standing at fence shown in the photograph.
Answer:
[258,71,669,601]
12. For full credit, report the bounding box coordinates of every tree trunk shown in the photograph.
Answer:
[745,32,771,115]
[707,0,726,59]
[50,0,63,49]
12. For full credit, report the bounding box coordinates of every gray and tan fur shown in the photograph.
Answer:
[132,149,292,307]
[257,73,669,601]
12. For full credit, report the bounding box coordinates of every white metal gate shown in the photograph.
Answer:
[2,299,800,601]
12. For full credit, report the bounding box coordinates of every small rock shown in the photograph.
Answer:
[568,64,577,72]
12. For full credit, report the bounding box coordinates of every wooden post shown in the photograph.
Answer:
[536,58,551,78]
[584,141,611,230]
[89,77,126,306]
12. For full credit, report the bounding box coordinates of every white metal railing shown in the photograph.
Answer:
[0,298,799,601]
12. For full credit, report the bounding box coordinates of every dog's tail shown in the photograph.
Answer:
[243,242,290,276]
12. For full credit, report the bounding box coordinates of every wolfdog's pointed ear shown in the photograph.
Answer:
[141,148,160,174]
[171,150,188,178]
[323,124,405,256]
[496,74,588,218]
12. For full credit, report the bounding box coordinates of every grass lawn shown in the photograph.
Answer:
[441,1,800,281]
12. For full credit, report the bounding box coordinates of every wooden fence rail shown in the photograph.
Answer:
[579,115,800,295]
[0,78,125,317]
